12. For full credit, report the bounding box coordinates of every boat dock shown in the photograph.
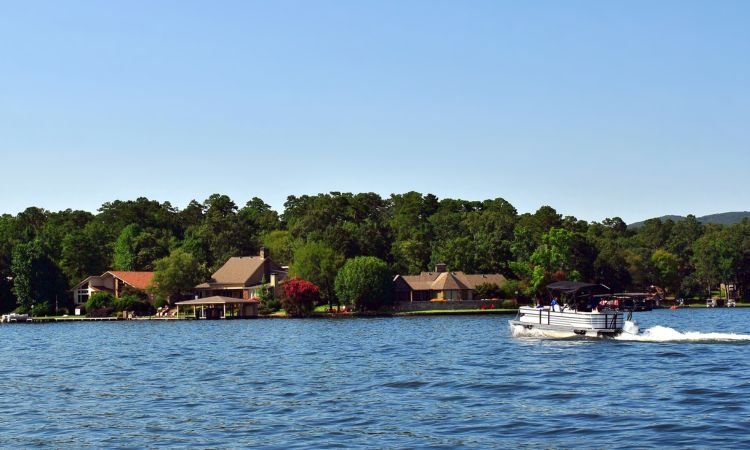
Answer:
[1,316,122,324]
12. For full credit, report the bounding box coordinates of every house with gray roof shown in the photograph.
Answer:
[393,263,506,303]
[195,248,287,300]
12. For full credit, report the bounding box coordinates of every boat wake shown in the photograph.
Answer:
[615,325,750,343]
[509,324,578,339]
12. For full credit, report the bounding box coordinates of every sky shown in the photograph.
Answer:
[1,0,748,224]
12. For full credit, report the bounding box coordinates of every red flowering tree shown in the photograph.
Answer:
[281,278,321,317]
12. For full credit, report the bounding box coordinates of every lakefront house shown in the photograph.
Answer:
[393,263,506,303]
[72,271,155,306]
[194,248,287,300]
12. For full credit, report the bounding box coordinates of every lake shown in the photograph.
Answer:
[2,308,750,448]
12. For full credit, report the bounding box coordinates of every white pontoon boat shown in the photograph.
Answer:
[509,281,639,338]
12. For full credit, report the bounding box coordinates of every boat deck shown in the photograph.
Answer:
[511,306,624,336]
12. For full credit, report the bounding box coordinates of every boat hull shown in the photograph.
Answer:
[510,306,624,337]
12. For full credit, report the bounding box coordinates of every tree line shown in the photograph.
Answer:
[2,192,749,315]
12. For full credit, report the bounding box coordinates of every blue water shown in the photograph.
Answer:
[2,309,750,448]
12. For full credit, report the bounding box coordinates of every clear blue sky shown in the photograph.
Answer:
[1,0,748,223]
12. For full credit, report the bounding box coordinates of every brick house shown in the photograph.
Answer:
[72,271,155,306]
[393,263,506,303]
[195,248,287,300]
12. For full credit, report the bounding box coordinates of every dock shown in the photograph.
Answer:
[29,317,121,323]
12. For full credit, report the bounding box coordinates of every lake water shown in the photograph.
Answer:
[2,309,750,448]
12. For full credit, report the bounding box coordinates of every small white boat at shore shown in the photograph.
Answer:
[1,313,30,323]
[509,281,639,338]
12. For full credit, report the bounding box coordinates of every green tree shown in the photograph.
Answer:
[692,228,742,299]
[290,241,345,309]
[651,249,680,294]
[475,282,502,299]
[60,229,108,284]
[11,240,68,313]
[257,284,281,315]
[388,192,437,274]
[334,256,393,311]
[263,230,293,267]
[148,249,208,303]
[113,224,141,270]
[517,227,581,296]
[86,291,116,317]
[199,193,258,270]
[239,197,280,236]
[431,236,476,273]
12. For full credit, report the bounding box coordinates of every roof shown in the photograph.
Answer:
[431,272,470,290]
[546,281,608,295]
[196,256,284,289]
[106,271,155,290]
[175,296,260,305]
[70,275,99,291]
[397,271,506,291]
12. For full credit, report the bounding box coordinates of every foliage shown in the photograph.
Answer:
[475,282,502,299]
[114,295,155,315]
[31,301,52,317]
[281,278,320,317]
[334,256,393,311]
[113,224,141,271]
[113,224,172,271]
[154,296,168,309]
[85,292,117,317]
[86,292,115,311]
[148,248,208,303]
[11,240,68,313]
[500,299,518,309]
[650,249,680,294]
[691,227,743,299]
[3,191,750,311]
[289,241,345,307]
[263,230,293,266]
[258,284,281,315]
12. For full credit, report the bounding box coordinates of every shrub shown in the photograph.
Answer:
[258,286,281,315]
[154,296,168,309]
[86,292,115,311]
[501,279,521,299]
[475,282,501,299]
[501,299,518,309]
[31,302,52,317]
[281,278,320,317]
[121,285,149,302]
[88,307,115,318]
[114,295,155,315]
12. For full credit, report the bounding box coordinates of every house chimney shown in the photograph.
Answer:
[259,247,269,259]
[435,263,447,273]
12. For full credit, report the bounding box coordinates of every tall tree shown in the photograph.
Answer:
[60,230,109,284]
[692,228,742,299]
[11,240,68,313]
[334,256,393,311]
[148,249,208,303]
[113,224,141,271]
[290,241,345,308]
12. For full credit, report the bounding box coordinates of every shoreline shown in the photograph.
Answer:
[10,304,749,323]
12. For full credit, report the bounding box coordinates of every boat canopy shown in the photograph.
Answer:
[546,281,609,295]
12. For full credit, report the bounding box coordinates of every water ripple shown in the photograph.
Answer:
[1,310,750,448]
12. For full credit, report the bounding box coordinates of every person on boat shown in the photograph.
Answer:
[550,297,560,312]
[535,299,543,309]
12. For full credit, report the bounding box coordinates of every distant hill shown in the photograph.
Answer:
[629,211,750,229]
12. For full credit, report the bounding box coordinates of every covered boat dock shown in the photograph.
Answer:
[175,296,259,319]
